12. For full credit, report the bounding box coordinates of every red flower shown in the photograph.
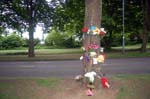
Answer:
[99,31,105,36]
[82,27,88,33]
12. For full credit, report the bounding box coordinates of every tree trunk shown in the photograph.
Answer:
[84,0,101,28]
[82,0,102,87]
[28,23,35,57]
[141,0,150,52]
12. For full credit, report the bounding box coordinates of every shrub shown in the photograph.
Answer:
[2,33,23,49]
[45,30,65,47]
[22,38,41,47]
[0,36,4,49]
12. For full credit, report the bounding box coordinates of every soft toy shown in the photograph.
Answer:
[84,71,97,83]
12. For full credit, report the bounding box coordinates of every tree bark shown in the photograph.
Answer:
[141,0,150,52]
[28,23,35,57]
[84,0,101,27]
[82,0,102,88]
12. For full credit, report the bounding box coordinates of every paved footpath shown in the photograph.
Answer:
[0,57,150,78]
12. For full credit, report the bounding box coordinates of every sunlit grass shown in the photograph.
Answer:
[112,43,150,50]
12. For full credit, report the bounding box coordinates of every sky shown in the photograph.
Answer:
[23,0,53,40]
[22,26,47,40]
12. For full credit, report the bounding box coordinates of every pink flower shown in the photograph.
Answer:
[89,44,99,49]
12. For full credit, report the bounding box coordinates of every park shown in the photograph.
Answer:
[0,0,150,99]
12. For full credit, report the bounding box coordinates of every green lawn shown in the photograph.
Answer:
[112,43,150,50]
[0,44,150,61]
[115,74,150,99]
[0,78,62,99]
[0,48,82,55]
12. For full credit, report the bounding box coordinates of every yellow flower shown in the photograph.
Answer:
[93,27,100,35]
[97,55,105,63]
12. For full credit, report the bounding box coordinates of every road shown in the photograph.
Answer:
[0,57,150,78]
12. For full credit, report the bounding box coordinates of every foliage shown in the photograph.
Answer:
[0,36,4,49]
[51,0,145,49]
[0,34,40,49]
[45,28,80,48]
[102,0,143,49]
[1,33,23,49]
[22,38,40,47]
[0,0,54,57]
[0,0,149,51]
[45,29,65,47]
[51,0,85,37]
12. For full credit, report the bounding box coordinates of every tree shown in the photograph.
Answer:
[81,0,104,89]
[141,0,150,52]
[102,0,122,50]
[45,29,65,47]
[0,0,53,57]
[51,0,85,38]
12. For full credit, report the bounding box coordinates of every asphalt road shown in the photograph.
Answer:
[0,57,150,78]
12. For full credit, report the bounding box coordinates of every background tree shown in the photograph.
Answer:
[51,0,85,38]
[141,0,150,52]
[0,0,53,57]
[45,29,65,47]
[102,0,143,50]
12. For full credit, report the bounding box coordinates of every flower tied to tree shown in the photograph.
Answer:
[99,28,106,36]
[82,26,88,33]
[82,26,106,36]
[88,43,100,50]
[80,53,90,62]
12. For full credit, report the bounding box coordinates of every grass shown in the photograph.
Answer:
[0,78,62,99]
[0,48,82,55]
[0,75,150,99]
[1,51,150,61]
[0,43,150,61]
[35,48,82,55]
[116,74,150,99]
[36,78,62,88]
[115,74,150,80]
[107,51,150,58]
[112,43,150,50]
